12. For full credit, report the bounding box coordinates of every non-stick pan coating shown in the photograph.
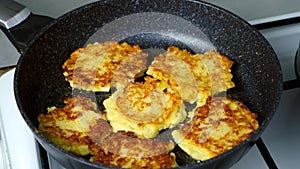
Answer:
[14,0,282,168]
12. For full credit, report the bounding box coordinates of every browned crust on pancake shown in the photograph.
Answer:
[147,49,199,104]
[39,95,178,168]
[41,42,260,167]
[38,96,105,156]
[62,41,147,91]
[197,50,235,94]
[147,46,235,107]
[168,46,235,95]
[88,111,178,168]
[172,97,259,161]
[89,132,177,169]
[104,76,186,138]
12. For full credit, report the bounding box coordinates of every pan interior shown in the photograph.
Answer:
[84,12,215,53]
[14,0,282,169]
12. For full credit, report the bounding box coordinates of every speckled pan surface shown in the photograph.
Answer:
[14,0,282,169]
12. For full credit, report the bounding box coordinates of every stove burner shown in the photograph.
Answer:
[282,40,300,90]
[295,40,300,79]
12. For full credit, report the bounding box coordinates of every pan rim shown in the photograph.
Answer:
[13,0,283,168]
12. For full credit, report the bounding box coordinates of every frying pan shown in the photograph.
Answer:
[4,0,283,168]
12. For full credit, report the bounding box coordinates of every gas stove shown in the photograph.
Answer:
[1,0,300,169]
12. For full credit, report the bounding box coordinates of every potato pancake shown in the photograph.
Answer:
[172,97,259,161]
[38,96,178,168]
[38,96,107,156]
[147,46,235,106]
[89,122,177,169]
[147,49,200,104]
[39,41,260,168]
[104,76,186,138]
[191,50,235,95]
[62,41,147,92]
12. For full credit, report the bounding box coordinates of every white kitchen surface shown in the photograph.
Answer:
[0,69,40,169]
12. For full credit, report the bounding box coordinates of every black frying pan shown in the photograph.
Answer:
[9,0,282,168]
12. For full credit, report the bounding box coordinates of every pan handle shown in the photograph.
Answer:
[0,0,30,29]
[0,0,54,54]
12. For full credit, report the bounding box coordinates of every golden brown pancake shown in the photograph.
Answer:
[172,97,259,161]
[147,46,235,106]
[89,122,177,169]
[104,76,186,138]
[62,41,147,91]
[38,96,178,168]
[147,48,200,104]
[38,96,106,156]
[191,50,235,95]
[41,41,259,168]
